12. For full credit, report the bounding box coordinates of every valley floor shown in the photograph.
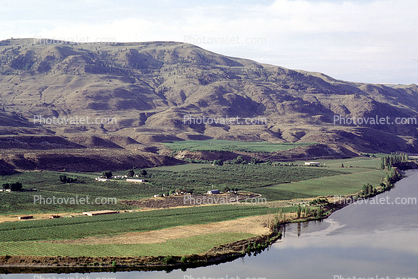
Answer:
[0,156,396,266]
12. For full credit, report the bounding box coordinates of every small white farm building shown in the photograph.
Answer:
[126,179,146,183]
[304,162,320,166]
[95,177,109,182]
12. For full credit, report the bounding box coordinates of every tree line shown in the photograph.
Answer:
[380,153,409,170]
[2,182,23,191]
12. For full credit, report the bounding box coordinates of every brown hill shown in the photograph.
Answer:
[0,38,417,172]
[0,149,182,173]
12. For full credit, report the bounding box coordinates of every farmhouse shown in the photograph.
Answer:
[126,179,146,183]
[82,210,119,216]
[207,189,220,194]
[304,162,320,166]
[95,177,109,182]
[113,175,127,179]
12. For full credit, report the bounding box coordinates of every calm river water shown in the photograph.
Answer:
[4,170,418,279]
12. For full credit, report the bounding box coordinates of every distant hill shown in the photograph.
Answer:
[0,38,417,162]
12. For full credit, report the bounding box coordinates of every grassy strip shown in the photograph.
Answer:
[264,169,386,197]
[163,139,315,153]
[0,233,255,257]
[0,205,297,242]
[146,163,213,171]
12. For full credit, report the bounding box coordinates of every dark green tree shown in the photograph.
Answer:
[126,169,135,178]
[317,206,324,218]
[103,171,113,179]
[10,182,23,191]
[213,159,223,166]
[222,186,231,193]
[59,175,67,183]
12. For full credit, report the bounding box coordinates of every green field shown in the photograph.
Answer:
[0,205,296,242]
[0,233,255,257]
[271,157,385,196]
[146,163,213,171]
[146,164,344,195]
[0,204,296,257]
[0,200,295,257]
[0,164,343,214]
[294,157,382,169]
[163,139,316,153]
[261,170,386,198]
[0,156,394,258]
[0,171,145,214]
[0,157,386,215]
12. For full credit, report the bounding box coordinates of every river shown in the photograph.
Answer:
[3,170,418,279]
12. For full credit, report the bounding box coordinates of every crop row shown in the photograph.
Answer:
[0,204,297,242]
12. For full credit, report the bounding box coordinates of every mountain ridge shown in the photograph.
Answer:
[0,38,417,162]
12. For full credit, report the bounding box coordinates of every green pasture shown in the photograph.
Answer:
[0,204,297,243]
[163,139,316,153]
[262,169,386,198]
[146,163,213,172]
[0,232,255,257]
[294,157,382,169]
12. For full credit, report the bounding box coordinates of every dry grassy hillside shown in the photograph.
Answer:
[0,38,417,172]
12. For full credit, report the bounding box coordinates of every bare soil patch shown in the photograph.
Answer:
[121,193,262,209]
[0,212,84,223]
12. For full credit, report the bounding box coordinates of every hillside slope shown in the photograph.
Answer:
[0,38,417,157]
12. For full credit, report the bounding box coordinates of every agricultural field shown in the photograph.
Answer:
[294,156,382,169]
[0,156,394,258]
[0,204,297,256]
[0,164,343,214]
[163,139,316,153]
[0,171,145,214]
[0,157,387,215]
[263,157,386,197]
[145,164,344,195]
[0,232,255,257]
[258,169,386,198]
[146,163,213,172]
